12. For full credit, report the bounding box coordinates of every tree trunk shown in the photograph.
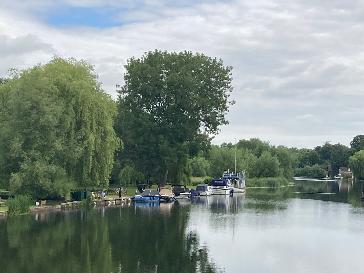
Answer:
[160,169,168,186]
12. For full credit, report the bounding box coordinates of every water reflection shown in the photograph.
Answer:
[0,205,221,273]
[293,179,364,207]
[1,181,364,273]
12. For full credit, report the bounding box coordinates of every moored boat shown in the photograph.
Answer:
[159,186,175,203]
[193,184,212,196]
[132,189,160,203]
[222,171,246,193]
[210,178,233,195]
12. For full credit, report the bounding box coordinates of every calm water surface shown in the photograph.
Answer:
[0,181,364,273]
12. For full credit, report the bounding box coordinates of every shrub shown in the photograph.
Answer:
[249,151,280,178]
[7,195,32,215]
[295,164,326,178]
[246,177,290,188]
[80,195,94,209]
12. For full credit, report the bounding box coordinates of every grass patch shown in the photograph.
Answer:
[126,186,138,196]
[246,177,290,188]
[188,176,211,187]
[7,195,33,215]
[0,206,8,213]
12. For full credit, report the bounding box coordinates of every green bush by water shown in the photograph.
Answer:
[7,195,32,215]
[80,195,94,209]
[246,177,290,188]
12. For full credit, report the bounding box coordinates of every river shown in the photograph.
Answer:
[0,180,363,273]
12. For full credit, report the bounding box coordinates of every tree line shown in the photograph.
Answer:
[1,52,364,199]
[188,136,364,183]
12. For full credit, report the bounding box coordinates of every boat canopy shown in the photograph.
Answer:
[222,171,245,180]
[159,187,173,197]
[141,189,159,196]
[210,179,229,187]
[196,184,208,191]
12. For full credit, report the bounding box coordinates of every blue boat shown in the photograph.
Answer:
[132,189,160,203]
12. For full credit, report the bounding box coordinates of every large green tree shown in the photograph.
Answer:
[116,50,233,184]
[249,151,280,178]
[0,58,119,198]
[350,135,364,153]
[349,150,364,180]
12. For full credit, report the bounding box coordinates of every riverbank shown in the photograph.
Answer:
[0,196,132,218]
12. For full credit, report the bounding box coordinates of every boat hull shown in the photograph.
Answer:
[199,191,212,196]
[159,196,175,203]
[211,187,233,195]
[132,195,160,202]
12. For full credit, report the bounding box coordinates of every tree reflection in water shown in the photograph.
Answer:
[0,204,221,273]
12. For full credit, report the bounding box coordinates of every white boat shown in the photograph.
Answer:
[222,171,246,193]
[210,178,234,195]
[178,192,191,199]
[195,184,213,196]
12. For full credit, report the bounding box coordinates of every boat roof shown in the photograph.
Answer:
[222,172,243,179]
[159,188,173,196]
[141,189,159,196]
[210,179,229,186]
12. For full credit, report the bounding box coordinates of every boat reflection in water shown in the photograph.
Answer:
[190,195,246,215]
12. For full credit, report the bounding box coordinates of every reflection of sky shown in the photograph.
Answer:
[188,196,364,273]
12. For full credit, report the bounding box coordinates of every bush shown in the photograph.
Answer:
[349,150,364,179]
[80,195,94,209]
[295,164,326,178]
[7,195,32,215]
[189,157,211,177]
[246,177,290,188]
[249,152,280,178]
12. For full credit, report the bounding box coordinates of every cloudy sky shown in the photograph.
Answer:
[1,0,363,148]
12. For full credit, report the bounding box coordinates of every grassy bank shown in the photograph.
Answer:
[0,206,8,213]
[7,195,32,215]
[246,177,291,188]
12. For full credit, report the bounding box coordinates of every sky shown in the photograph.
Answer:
[0,0,363,148]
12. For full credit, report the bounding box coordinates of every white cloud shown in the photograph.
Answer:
[0,0,363,148]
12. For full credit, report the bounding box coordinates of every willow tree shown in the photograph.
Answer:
[0,58,119,198]
[116,50,233,184]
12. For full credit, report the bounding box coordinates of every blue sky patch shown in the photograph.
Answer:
[45,6,122,28]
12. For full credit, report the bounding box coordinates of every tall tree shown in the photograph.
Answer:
[249,151,280,178]
[116,50,233,184]
[349,150,364,180]
[0,58,119,198]
[350,135,364,153]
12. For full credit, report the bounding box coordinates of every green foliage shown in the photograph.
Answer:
[297,149,320,167]
[116,50,233,184]
[350,135,364,153]
[246,177,290,188]
[206,140,296,180]
[295,164,326,179]
[314,142,352,175]
[189,156,211,177]
[208,145,257,178]
[249,151,280,178]
[117,165,144,187]
[6,195,32,215]
[80,195,94,209]
[349,150,364,179]
[237,138,270,157]
[272,146,297,178]
[0,58,119,199]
